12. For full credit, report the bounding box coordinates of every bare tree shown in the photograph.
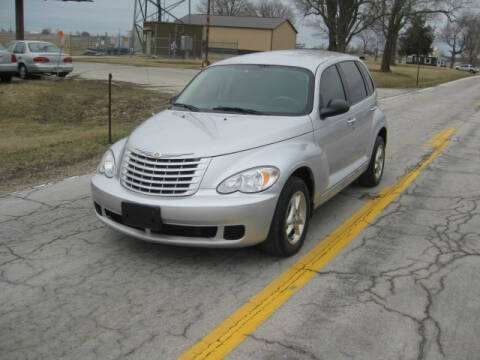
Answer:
[255,0,296,22]
[440,20,466,68]
[357,28,377,54]
[295,0,380,52]
[196,0,255,16]
[378,0,461,72]
[461,14,480,65]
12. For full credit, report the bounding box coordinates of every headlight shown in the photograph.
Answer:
[98,150,116,178]
[217,167,280,194]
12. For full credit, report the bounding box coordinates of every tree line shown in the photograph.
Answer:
[199,0,480,72]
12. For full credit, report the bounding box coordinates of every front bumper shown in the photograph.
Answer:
[91,174,279,247]
[28,63,73,74]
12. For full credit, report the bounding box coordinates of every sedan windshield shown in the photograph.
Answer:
[175,65,314,116]
[28,42,60,53]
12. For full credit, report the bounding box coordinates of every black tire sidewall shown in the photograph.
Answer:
[370,136,385,185]
[264,177,311,257]
[359,136,385,187]
[19,65,27,79]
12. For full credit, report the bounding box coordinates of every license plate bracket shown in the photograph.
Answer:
[121,202,162,231]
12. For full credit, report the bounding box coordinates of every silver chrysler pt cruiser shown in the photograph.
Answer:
[91,50,387,257]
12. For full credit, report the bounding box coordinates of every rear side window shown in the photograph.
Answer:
[7,43,16,52]
[357,62,375,95]
[14,42,25,54]
[320,65,346,108]
[338,61,367,105]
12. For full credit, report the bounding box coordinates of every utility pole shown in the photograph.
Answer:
[203,0,211,67]
[15,0,24,40]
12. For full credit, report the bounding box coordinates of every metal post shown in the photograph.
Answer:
[108,73,112,144]
[131,0,137,52]
[416,53,420,88]
[188,0,191,24]
[204,0,211,67]
[15,0,24,40]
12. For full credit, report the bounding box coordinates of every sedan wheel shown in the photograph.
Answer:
[262,176,311,257]
[19,65,28,80]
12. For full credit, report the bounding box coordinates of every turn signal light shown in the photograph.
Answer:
[63,57,72,63]
[33,57,49,63]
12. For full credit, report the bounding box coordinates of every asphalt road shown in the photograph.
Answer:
[1,76,480,360]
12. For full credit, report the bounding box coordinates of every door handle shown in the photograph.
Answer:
[370,106,377,112]
[347,117,357,125]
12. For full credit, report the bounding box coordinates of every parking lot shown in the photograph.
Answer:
[1,75,479,360]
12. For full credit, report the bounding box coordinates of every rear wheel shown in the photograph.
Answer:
[19,64,28,79]
[262,176,311,257]
[358,136,385,187]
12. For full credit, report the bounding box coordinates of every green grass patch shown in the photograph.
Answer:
[0,77,170,194]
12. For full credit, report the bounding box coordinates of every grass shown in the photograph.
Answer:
[365,59,473,88]
[74,56,204,69]
[0,77,170,194]
[73,53,234,69]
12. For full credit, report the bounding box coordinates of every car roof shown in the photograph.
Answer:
[213,50,359,73]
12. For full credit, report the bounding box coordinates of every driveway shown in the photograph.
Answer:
[72,61,199,93]
[72,61,410,98]
[1,76,480,360]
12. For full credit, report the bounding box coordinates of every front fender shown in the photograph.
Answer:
[200,133,328,202]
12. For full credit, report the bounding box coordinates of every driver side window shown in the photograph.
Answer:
[320,65,346,109]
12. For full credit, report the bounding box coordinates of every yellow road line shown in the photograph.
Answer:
[178,127,456,360]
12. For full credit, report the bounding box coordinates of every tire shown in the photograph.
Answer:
[58,72,68,78]
[262,176,311,257]
[358,136,385,187]
[19,64,28,79]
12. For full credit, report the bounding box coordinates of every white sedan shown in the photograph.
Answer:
[7,40,73,79]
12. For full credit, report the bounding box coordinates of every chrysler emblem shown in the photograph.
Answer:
[153,152,161,157]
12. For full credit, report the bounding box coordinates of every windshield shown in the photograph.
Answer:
[28,42,60,53]
[175,65,314,116]
[0,44,5,51]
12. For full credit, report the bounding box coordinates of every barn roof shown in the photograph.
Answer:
[179,14,297,33]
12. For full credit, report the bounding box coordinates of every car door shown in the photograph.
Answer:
[337,61,372,166]
[13,42,26,64]
[313,64,358,188]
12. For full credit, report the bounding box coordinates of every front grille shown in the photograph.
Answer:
[120,149,210,196]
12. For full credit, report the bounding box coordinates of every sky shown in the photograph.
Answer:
[0,0,318,47]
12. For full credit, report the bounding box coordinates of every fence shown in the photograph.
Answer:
[0,32,137,55]
[149,36,238,58]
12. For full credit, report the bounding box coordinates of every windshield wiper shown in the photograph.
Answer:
[172,103,200,112]
[212,106,263,115]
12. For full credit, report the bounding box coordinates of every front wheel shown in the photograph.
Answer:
[358,136,385,187]
[262,176,311,257]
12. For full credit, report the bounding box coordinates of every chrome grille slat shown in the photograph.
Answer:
[125,159,208,173]
[121,172,200,185]
[120,149,209,196]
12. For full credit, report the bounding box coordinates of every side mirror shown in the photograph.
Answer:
[320,99,350,119]
[170,94,179,104]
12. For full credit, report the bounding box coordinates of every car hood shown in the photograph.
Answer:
[125,110,313,158]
